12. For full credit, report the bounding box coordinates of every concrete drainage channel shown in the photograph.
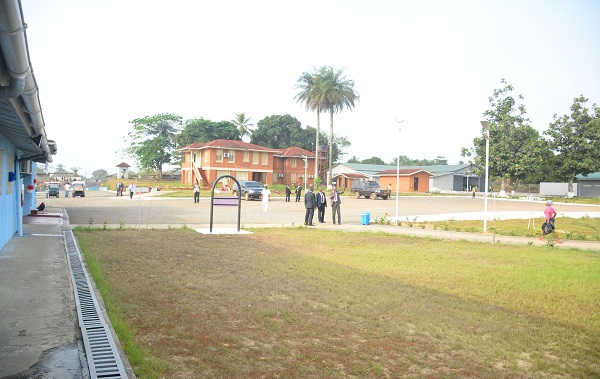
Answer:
[64,230,129,378]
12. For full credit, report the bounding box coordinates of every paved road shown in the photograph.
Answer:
[39,190,600,229]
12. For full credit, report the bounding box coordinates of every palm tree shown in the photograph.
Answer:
[231,112,254,141]
[320,66,359,185]
[294,68,326,181]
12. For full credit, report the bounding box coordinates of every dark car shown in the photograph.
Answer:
[233,180,263,201]
[350,180,389,200]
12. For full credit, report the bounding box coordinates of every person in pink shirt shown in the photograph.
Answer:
[539,200,563,243]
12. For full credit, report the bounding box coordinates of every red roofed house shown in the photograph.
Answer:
[377,168,433,193]
[179,139,316,187]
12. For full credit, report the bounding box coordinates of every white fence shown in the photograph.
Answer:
[539,182,578,197]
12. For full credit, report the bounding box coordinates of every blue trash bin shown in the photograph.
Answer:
[361,212,370,225]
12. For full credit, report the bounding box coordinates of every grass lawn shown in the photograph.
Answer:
[75,228,600,378]
[373,216,600,242]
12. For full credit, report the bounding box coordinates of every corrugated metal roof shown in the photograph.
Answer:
[576,172,600,180]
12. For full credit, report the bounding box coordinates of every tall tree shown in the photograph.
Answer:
[544,95,600,193]
[295,68,326,180]
[361,157,385,165]
[462,79,542,192]
[176,118,240,148]
[319,66,360,185]
[127,113,182,179]
[251,114,349,163]
[231,112,254,141]
[91,169,108,182]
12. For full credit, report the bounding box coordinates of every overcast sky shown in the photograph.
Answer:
[22,0,600,176]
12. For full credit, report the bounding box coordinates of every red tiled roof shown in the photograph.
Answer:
[179,139,281,152]
[334,172,368,179]
[277,146,315,158]
[377,168,433,176]
[116,162,131,167]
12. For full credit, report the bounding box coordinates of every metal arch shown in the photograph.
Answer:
[209,175,242,232]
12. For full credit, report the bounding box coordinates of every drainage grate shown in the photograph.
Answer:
[64,230,128,378]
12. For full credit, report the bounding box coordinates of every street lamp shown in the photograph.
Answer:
[480,120,490,233]
[394,118,404,219]
[302,155,308,191]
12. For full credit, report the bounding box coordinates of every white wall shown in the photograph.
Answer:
[540,182,578,196]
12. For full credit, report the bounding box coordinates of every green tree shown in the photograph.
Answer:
[361,156,385,165]
[462,79,542,192]
[176,118,240,148]
[251,114,303,149]
[544,95,600,193]
[91,169,108,182]
[295,68,327,180]
[319,66,360,185]
[231,113,254,141]
[127,113,182,179]
[347,155,360,163]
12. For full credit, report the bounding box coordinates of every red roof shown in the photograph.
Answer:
[116,162,131,167]
[334,172,368,179]
[277,146,315,158]
[180,139,315,158]
[180,139,281,152]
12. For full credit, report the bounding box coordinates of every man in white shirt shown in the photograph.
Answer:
[261,184,271,212]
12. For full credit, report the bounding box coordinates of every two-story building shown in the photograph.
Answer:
[179,139,316,187]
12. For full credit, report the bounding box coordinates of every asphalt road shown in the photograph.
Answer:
[38,190,600,229]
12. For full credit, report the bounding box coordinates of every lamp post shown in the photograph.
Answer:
[480,120,490,233]
[394,118,404,219]
[302,155,308,191]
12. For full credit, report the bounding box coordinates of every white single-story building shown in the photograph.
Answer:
[332,163,479,192]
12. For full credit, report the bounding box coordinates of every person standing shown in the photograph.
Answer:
[64,182,70,198]
[316,186,327,223]
[193,180,200,203]
[539,200,563,243]
[285,184,291,202]
[304,184,316,226]
[472,186,477,198]
[330,184,344,225]
[261,184,271,212]
[295,183,303,202]
[128,182,136,199]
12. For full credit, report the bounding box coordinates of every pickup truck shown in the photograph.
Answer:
[350,180,389,200]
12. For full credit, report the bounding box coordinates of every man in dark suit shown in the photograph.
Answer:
[295,183,302,202]
[330,184,344,225]
[304,184,316,226]
[315,186,327,223]
[285,184,291,202]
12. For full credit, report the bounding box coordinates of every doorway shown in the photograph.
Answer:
[413,177,419,191]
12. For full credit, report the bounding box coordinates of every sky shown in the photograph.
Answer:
[21,0,600,177]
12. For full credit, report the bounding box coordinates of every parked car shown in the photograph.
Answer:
[233,180,263,201]
[71,180,86,197]
[46,182,60,198]
[350,180,389,200]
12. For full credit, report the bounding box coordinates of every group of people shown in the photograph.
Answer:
[303,184,344,226]
[116,181,137,199]
[284,183,304,203]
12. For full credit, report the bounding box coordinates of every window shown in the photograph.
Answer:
[204,150,208,163]
[262,152,268,165]
[228,150,235,163]
[252,152,259,164]
[243,151,249,162]
[291,158,297,167]
[290,172,296,183]
[216,149,223,162]
[192,153,197,163]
